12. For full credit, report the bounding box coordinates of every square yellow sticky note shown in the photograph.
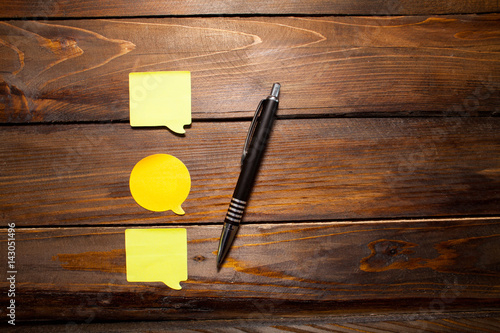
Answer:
[129,71,191,134]
[125,228,187,290]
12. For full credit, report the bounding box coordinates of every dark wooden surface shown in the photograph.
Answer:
[1,15,499,122]
[0,0,498,17]
[1,119,499,226]
[11,316,500,333]
[0,0,499,330]
[3,219,500,323]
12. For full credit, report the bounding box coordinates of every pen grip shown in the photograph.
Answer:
[224,197,248,225]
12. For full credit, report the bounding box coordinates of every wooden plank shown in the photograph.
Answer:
[1,15,499,123]
[0,0,498,18]
[1,118,499,227]
[9,316,500,332]
[0,219,499,322]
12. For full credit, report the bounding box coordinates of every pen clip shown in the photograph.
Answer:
[241,99,264,165]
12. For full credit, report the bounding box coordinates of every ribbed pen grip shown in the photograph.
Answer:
[224,197,247,225]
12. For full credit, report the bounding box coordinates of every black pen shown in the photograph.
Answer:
[216,83,281,269]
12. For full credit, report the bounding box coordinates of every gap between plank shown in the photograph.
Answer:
[3,215,498,230]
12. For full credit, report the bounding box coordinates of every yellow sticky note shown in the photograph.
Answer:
[129,71,191,134]
[125,228,187,290]
[129,154,191,215]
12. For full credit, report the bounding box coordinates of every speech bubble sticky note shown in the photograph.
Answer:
[129,71,191,134]
[129,154,191,215]
[125,228,187,290]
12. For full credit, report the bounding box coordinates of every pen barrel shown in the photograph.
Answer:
[233,97,278,203]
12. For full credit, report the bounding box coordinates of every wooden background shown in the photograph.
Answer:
[1,0,499,331]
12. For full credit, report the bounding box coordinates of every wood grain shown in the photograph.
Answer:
[0,0,498,18]
[1,15,499,123]
[16,316,500,332]
[1,118,499,227]
[0,219,499,322]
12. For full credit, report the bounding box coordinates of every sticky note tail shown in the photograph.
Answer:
[165,281,183,290]
[167,122,188,134]
[172,205,185,215]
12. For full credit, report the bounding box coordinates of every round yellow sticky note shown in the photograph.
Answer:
[129,154,190,215]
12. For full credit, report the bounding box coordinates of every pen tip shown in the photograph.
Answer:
[216,251,225,267]
[216,223,239,271]
[216,258,224,271]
